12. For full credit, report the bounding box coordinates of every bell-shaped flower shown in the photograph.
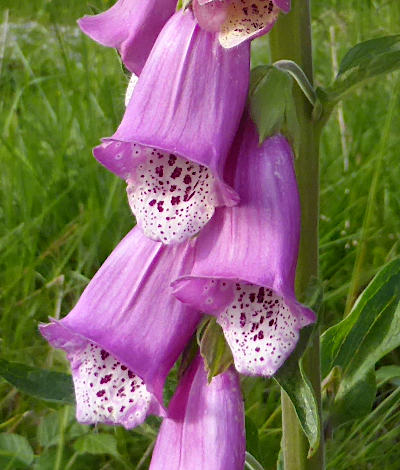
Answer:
[78,0,176,75]
[40,227,202,429]
[172,117,315,377]
[94,11,250,245]
[149,355,245,469]
[193,0,291,48]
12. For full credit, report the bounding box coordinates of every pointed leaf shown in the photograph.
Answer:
[0,359,74,404]
[321,258,400,424]
[274,325,320,458]
[273,278,323,457]
[322,35,400,103]
[199,318,233,381]
[249,66,293,143]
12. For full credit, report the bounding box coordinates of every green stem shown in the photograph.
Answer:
[269,2,324,470]
[55,407,69,470]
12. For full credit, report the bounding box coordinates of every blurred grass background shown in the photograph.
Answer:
[0,0,399,468]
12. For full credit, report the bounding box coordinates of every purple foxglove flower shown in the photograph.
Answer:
[40,227,202,429]
[149,355,245,470]
[172,117,315,377]
[193,0,291,48]
[78,0,176,75]
[94,11,250,245]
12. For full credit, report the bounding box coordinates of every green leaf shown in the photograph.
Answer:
[0,359,74,404]
[33,448,58,470]
[272,278,323,458]
[249,65,297,144]
[74,433,120,459]
[276,447,284,470]
[0,433,34,467]
[322,35,400,103]
[199,318,233,382]
[321,258,400,424]
[376,365,400,387]
[245,417,260,462]
[37,413,60,448]
[338,35,400,75]
[274,325,320,458]
[245,451,265,470]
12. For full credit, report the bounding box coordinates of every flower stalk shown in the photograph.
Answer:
[270,1,324,469]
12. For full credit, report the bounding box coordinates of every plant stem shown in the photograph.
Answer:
[55,407,69,470]
[269,2,324,469]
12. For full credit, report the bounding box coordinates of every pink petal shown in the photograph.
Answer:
[149,356,245,469]
[78,0,176,74]
[193,0,230,33]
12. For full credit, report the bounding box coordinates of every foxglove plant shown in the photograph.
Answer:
[193,0,291,48]
[78,0,176,75]
[94,11,250,244]
[173,117,315,376]
[40,228,202,429]
[149,355,245,470]
[41,0,327,467]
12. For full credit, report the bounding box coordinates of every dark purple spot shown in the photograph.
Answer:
[100,350,109,361]
[100,374,112,384]
[257,287,265,303]
[171,167,182,179]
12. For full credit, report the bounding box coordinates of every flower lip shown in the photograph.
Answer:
[126,151,220,244]
[193,0,286,48]
[40,320,166,429]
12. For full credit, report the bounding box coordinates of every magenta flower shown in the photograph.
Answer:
[193,0,291,48]
[78,0,176,75]
[94,11,250,245]
[149,355,245,469]
[173,117,315,376]
[40,228,202,429]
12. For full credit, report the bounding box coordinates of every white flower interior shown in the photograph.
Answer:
[127,150,217,244]
[218,284,301,376]
[73,343,153,429]
[219,0,279,48]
